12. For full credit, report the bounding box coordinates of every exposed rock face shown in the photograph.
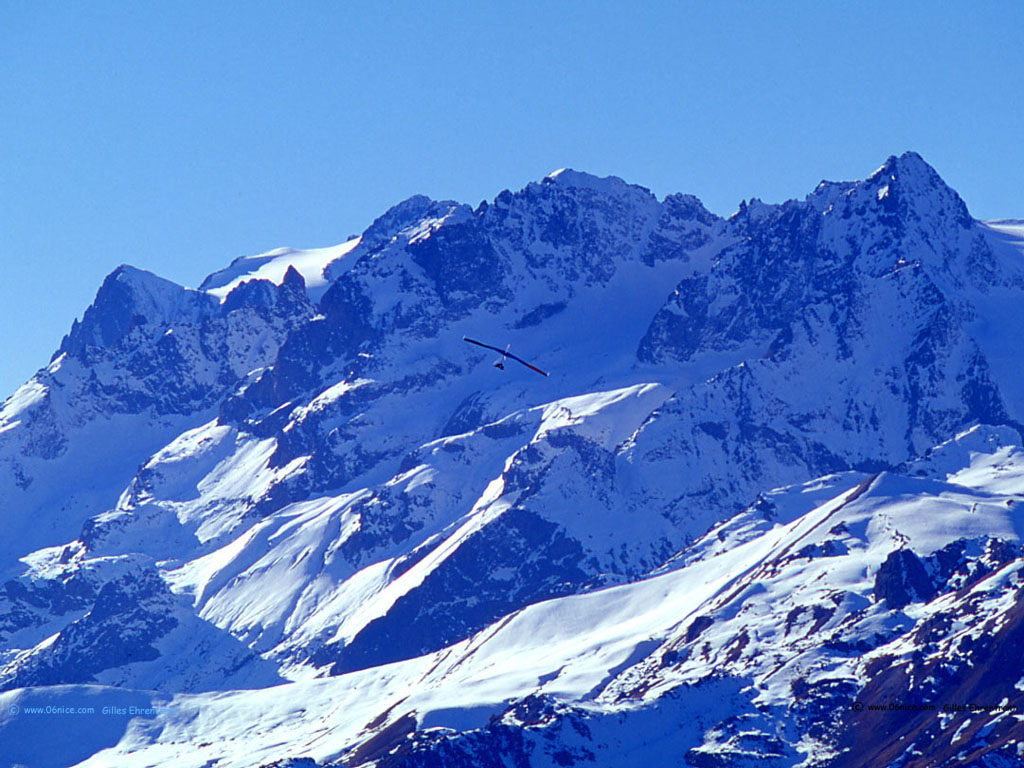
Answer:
[873,549,937,609]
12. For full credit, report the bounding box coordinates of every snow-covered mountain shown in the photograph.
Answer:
[3,152,1024,767]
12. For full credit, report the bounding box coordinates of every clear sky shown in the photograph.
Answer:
[2,1,1022,398]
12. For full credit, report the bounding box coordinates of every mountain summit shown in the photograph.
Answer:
[3,153,1024,768]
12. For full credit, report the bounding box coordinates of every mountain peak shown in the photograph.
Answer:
[59,266,215,356]
[541,167,651,198]
[802,151,974,236]
[865,151,972,222]
[870,151,944,191]
[359,194,450,249]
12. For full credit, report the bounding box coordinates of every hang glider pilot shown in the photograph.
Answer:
[462,336,549,377]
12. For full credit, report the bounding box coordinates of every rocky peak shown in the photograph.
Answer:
[865,151,972,225]
[58,265,216,357]
[810,151,980,279]
[219,265,312,319]
[873,548,937,609]
[540,167,652,198]
[661,192,719,227]
[358,194,459,252]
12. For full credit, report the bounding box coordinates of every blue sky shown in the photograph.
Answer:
[2,1,1022,397]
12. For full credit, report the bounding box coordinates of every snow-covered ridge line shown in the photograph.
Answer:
[200,236,363,303]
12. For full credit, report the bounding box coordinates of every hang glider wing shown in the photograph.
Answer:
[503,350,549,377]
[462,336,505,355]
[462,336,549,377]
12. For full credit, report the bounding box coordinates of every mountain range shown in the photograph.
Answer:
[2,152,1024,767]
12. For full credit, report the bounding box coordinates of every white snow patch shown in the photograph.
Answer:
[202,237,362,302]
[0,380,48,424]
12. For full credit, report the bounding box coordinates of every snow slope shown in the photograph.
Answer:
[4,426,1021,767]
[200,237,364,303]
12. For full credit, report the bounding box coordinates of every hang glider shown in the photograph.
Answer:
[462,336,549,377]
